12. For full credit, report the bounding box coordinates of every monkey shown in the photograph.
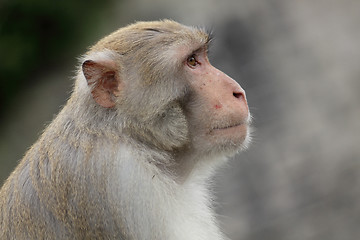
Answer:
[0,20,251,240]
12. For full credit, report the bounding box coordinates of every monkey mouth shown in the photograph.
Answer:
[211,115,251,132]
[212,122,245,131]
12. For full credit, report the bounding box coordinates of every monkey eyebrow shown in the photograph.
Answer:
[205,30,214,45]
[198,31,214,54]
[190,41,211,58]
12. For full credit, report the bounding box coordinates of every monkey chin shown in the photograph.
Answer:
[203,122,251,157]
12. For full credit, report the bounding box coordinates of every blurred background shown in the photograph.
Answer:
[1,0,359,239]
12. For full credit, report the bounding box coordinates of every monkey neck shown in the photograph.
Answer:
[59,97,223,183]
[168,149,227,183]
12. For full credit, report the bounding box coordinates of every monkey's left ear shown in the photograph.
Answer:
[82,60,121,108]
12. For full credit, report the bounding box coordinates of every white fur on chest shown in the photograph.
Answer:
[106,145,226,240]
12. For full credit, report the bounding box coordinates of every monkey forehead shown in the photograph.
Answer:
[89,20,210,55]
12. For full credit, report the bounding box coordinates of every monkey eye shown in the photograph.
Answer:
[187,54,199,67]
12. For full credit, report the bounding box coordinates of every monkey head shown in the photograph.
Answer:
[79,20,251,157]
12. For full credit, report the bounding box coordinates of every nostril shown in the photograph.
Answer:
[233,92,242,99]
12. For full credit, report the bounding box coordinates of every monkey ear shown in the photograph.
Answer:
[82,60,121,108]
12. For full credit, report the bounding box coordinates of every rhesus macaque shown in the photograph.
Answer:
[0,20,251,240]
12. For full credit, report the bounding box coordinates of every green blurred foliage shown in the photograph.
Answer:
[0,0,113,118]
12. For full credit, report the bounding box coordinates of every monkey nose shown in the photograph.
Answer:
[232,89,246,102]
[233,91,243,99]
[232,89,248,111]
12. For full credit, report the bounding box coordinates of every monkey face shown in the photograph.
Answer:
[182,48,251,155]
